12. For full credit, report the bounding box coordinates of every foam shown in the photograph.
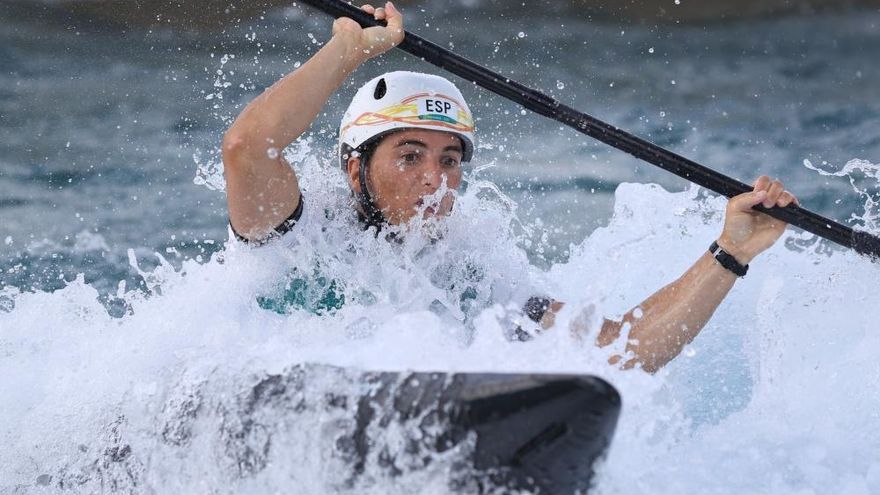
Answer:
[1,158,879,493]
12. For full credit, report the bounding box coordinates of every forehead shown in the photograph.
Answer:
[380,129,462,149]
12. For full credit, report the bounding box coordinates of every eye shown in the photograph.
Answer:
[401,152,420,165]
[441,156,461,168]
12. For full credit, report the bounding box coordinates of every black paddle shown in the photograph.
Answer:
[297,0,880,261]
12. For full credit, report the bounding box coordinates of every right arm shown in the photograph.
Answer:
[222,2,404,241]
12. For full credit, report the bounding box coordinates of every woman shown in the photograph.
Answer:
[222,2,798,372]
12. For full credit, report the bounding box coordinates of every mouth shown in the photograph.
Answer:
[416,197,439,215]
[416,199,435,215]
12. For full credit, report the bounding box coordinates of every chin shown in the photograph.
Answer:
[418,218,447,242]
[392,209,448,241]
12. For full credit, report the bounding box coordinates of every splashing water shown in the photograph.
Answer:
[4,5,880,492]
[803,158,880,233]
[2,154,880,494]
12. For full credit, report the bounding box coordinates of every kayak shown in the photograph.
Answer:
[40,364,620,492]
[233,364,621,492]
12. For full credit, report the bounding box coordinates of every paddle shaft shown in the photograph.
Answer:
[297,0,880,260]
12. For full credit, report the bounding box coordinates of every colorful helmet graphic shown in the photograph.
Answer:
[338,71,476,169]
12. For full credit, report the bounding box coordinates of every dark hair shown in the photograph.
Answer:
[339,131,389,173]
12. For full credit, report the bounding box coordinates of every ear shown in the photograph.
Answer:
[346,156,362,194]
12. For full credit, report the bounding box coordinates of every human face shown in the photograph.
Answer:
[347,129,464,225]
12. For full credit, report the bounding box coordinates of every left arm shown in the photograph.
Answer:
[604,175,798,372]
[595,251,739,373]
[540,176,797,373]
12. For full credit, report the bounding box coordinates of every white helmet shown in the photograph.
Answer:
[339,71,476,170]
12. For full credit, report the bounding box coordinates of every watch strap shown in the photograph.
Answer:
[709,241,749,277]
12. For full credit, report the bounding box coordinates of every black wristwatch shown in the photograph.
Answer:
[709,241,749,277]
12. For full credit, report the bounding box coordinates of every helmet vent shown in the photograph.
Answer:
[373,78,387,100]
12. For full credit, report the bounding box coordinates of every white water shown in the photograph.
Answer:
[2,155,879,494]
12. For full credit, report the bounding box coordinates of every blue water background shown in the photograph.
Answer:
[1,3,879,299]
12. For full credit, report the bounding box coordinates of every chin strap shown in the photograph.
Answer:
[356,151,386,229]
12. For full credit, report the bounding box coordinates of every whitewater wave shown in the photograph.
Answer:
[2,156,879,494]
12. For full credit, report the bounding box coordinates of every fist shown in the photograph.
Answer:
[718,175,798,264]
[333,2,405,68]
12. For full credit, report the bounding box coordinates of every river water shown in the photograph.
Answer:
[1,3,879,494]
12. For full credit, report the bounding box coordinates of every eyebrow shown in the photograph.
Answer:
[395,139,463,154]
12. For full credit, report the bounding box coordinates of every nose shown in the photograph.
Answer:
[422,159,445,189]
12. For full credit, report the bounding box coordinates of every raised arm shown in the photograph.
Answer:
[595,176,798,372]
[535,176,796,372]
[222,2,404,240]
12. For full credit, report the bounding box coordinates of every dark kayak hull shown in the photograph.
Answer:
[325,367,621,492]
[44,364,620,493]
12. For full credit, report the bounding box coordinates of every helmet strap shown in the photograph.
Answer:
[355,151,386,230]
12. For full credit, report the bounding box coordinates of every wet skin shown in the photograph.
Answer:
[346,129,463,225]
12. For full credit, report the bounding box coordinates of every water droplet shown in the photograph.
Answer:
[556,81,565,90]
[517,31,525,38]
[267,147,279,159]
[648,47,655,54]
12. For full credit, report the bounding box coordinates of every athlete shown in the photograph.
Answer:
[222,2,798,372]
